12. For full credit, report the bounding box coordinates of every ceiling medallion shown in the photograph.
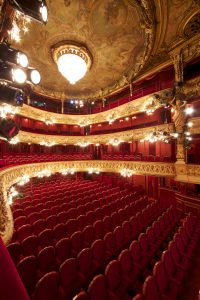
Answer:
[52,42,92,85]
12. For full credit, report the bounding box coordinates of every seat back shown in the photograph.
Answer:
[143,276,160,300]
[33,271,60,300]
[88,275,107,300]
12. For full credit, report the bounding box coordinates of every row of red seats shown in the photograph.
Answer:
[132,213,200,300]
[101,153,171,162]
[72,206,186,300]
[9,195,147,262]
[32,205,179,300]
[12,186,123,222]
[1,153,93,166]
[19,200,164,299]
[15,179,104,199]
[14,182,114,206]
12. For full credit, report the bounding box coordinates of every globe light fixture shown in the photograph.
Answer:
[52,42,92,85]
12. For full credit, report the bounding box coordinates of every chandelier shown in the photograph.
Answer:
[52,42,92,85]
[141,130,176,143]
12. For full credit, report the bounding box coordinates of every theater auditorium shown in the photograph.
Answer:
[0,1,200,299]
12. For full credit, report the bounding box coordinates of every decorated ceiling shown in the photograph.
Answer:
[5,0,200,100]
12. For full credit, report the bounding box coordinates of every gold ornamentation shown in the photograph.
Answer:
[17,89,171,125]
[170,51,184,83]
[189,117,200,134]
[170,97,186,134]
[16,123,174,145]
[176,143,185,162]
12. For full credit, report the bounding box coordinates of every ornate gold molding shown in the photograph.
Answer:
[188,117,200,135]
[16,123,175,145]
[17,90,170,125]
[175,163,200,185]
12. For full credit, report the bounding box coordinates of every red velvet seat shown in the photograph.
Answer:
[33,219,46,235]
[86,211,96,224]
[104,232,118,258]
[46,215,58,229]
[168,241,190,271]
[59,258,83,300]
[122,221,133,244]
[14,216,28,229]
[118,249,140,289]
[77,248,97,285]
[71,231,85,256]
[33,271,61,300]
[114,226,126,249]
[105,260,128,300]
[142,275,160,300]
[88,274,108,300]
[56,211,68,223]
[77,215,88,229]
[24,206,35,215]
[129,240,149,273]
[73,291,88,300]
[83,225,96,247]
[55,237,71,264]
[174,233,193,258]
[95,208,104,219]
[13,209,25,219]
[66,219,78,235]
[53,223,67,241]
[17,255,38,295]
[21,235,39,256]
[161,250,185,286]
[138,233,155,261]
[129,216,138,239]
[17,224,33,242]
[38,229,54,248]
[7,241,21,264]
[91,239,108,271]
[93,220,104,239]
[38,246,57,275]
[68,208,77,219]
[28,212,41,224]
[103,216,113,232]
[153,261,178,300]
[146,226,161,250]
[111,212,120,227]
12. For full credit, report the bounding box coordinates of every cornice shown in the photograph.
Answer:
[17,89,171,125]
[17,123,175,145]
